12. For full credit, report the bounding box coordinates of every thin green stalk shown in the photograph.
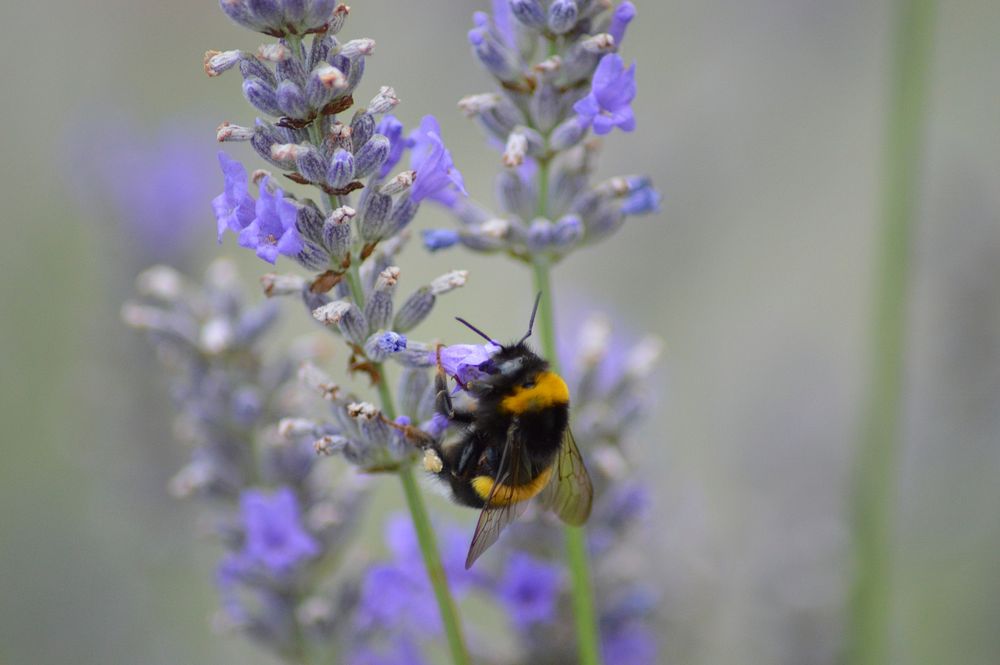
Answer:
[347,258,471,665]
[531,258,603,665]
[849,1,935,664]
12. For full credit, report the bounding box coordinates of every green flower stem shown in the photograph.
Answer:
[849,1,936,664]
[531,258,603,665]
[345,257,471,665]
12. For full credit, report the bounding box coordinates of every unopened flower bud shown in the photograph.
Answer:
[216,121,255,142]
[312,300,369,345]
[257,42,291,63]
[340,38,376,58]
[380,170,415,196]
[365,266,399,330]
[243,78,282,116]
[326,148,355,188]
[295,144,328,183]
[510,0,546,28]
[261,272,306,297]
[353,134,391,179]
[393,287,434,332]
[367,86,399,114]
[430,270,468,295]
[548,0,579,34]
[364,330,407,361]
[359,191,392,241]
[503,131,528,168]
[276,80,309,118]
[204,49,241,76]
[458,93,501,117]
[351,112,376,151]
[136,265,184,301]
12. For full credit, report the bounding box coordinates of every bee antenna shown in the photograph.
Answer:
[455,317,497,345]
[518,292,542,344]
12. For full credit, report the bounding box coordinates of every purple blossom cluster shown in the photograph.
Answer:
[421,0,660,260]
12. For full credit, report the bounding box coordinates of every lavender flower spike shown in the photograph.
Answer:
[237,176,303,263]
[496,552,564,630]
[212,151,256,241]
[408,115,468,205]
[573,53,638,135]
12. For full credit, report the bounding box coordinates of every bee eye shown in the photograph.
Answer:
[521,380,535,389]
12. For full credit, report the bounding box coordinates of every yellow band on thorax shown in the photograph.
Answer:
[472,466,554,506]
[499,371,569,414]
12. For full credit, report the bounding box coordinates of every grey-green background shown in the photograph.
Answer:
[2,1,998,663]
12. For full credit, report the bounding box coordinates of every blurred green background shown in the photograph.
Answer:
[1,1,999,663]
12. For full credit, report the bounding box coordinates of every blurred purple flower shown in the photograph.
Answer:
[621,176,661,216]
[422,228,460,251]
[348,637,429,665]
[237,177,303,263]
[376,115,414,178]
[212,151,256,241]
[496,552,564,630]
[239,487,319,574]
[408,116,467,205]
[573,54,637,135]
[356,515,478,635]
[602,622,657,665]
[65,116,218,262]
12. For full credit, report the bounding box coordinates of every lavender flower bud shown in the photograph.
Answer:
[379,170,415,196]
[608,1,637,46]
[261,272,306,297]
[422,229,460,252]
[359,191,392,241]
[547,0,578,34]
[398,367,430,418]
[392,287,434,333]
[327,3,350,34]
[293,144,327,184]
[239,53,276,85]
[337,39,373,59]
[350,112,376,152]
[322,206,354,262]
[457,92,501,117]
[430,270,468,295]
[252,121,289,168]
[510,0,546,28]
[347,402,389,447]
[312,300,368,345]
[298,361,342,401]
[293,199,326,246]
[530,82,561,133]
[468,26,522,83]
[497,170,535,220]
[353,134,391,179]
[363,331,407,362]
[305,63,347,109]
[552,214,583,246]
[314,435,346,456]
[216,121,255,142]
[243,78,282,116]
[364,266,399,330]
[276,80,309,118]
[366,86,399,115]
[204,49,242,76]
[326,120,353,152]
[136,265,184,301]
[527,218,553,252]
[258,42,292,65]
[503,131,528,168]
[326,149,355,188]
[388,193,418,235]
[549,115,588,150]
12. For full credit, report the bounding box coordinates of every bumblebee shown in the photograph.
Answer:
[423,294,593,568]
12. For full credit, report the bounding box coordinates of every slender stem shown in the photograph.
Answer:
[531,258,603,665]
[849,1,935,664]
[398,464,470,665]
[346,256,471,665]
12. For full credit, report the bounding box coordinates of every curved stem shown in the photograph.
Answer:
[849,1,935,664]
[346,257,471,665]
[531,258,603,665]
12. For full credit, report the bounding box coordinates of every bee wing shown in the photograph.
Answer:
[464,422,530,569]
[539,427,593,526]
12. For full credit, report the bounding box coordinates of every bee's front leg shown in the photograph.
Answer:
[435,344,475,424]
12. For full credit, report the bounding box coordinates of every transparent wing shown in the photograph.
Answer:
[539,427,593,526]
[464,422,530,569]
